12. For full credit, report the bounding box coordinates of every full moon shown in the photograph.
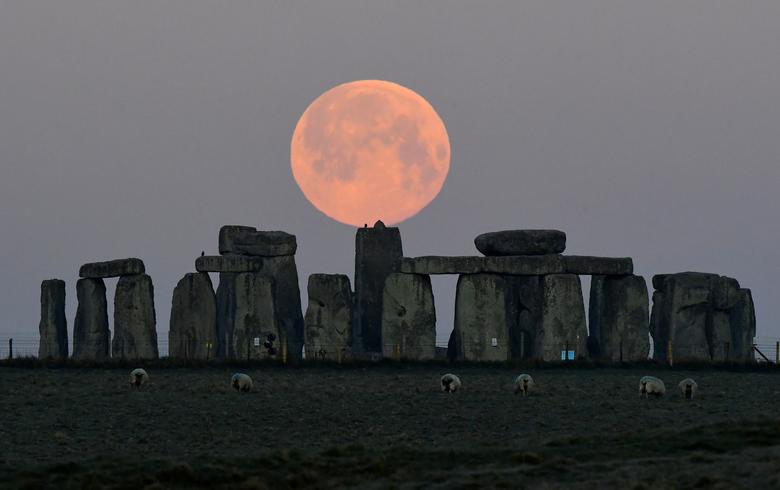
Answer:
[291,80,451,227]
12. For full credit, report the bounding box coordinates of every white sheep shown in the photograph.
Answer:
[440,373,461,393]
[639,376,665,397]
[678,378,698,400]
[231,373,253,393]
[129,368,149,388]
[514,374,534,396]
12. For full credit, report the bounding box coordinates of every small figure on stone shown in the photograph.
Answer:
[264,333,277,356]
[201,251,205,257]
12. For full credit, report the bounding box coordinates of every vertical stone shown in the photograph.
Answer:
[588,275,649,361]
[39,279,68,359]
[231,273,280,360]
[505,276,542,360]
[169,273,217,359]
[536,274,588,362]
[729,289,756,362]
[381,273,436,360]
[73,278,110,360]
[453,273,510,361]
[354,220,403,353]
[260,255,305,361]
[305,274,353,361]
[215,272,237,358]
[113,274,158,359]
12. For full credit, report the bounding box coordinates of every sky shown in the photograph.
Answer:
[1,1,779,356]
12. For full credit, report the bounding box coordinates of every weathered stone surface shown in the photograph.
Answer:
[73,278,110,360]
[305,274,353,361]
[588,275,649,361]
[535,274,588,361]
[505,276,543,360]
[400,255,563,275]
[650,272,755,362]
[475,230,566,256]
[113,274,158,359]
[561,256,633,276]
[729,289,756,362]
[196,255,264,273]
[39,279,68,359]
[354,221,403,353]
[79,258,145,279]
[214,256,305,361]
[398,255,632,276]
[232,273,280,360]
[452,274,511,361]
[215,272,237,358]
[381,273,436,360]
[169,273,217,359]
[219,226,297,257]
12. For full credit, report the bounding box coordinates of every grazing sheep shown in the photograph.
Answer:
[678,378,698,400]
[514,374,534,396]
[129,368,149,388]
[231,373,253,393]
[440,374,461,393]
[639,376,665,397]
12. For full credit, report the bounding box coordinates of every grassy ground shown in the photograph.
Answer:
[1,362,779,488]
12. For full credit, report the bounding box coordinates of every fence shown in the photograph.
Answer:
[7,336,778,364]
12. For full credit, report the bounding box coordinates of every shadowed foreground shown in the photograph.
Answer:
[1,365,779,488]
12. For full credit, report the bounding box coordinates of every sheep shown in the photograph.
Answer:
[231,373,253,393]
[678,378,698,400]
[440,374,461,393]
[129,368,149,388]
[639,376,665,397]
[514,374,534,396]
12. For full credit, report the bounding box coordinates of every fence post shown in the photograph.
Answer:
[394,343,401,361]
[667,340,673,367]
[8,338,12,360]
[724,342,730,362]
[247,338,251,362]
[206,342,211,361]
[337,348,343,364]
[282,338,288,364]
[776,341,779,364]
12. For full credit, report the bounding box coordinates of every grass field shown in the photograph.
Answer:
[1,362,779,488]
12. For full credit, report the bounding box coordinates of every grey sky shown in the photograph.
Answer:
[1,1,779,355]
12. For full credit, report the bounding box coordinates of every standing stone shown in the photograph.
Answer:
[73,278,110,360]
[354,221,403,353]
[536,274,588,362]
[305,274,353,361]
[729,289,756,362]
[381,273,436,360]
[505,276,543,361]
[259,255,305,361]
[650,272,752,362]
[169,273,217,359]
[113,274,158,359]
[475,230,566,256]
[452,274,510,361]
[215,272,237,358]
[231,273,280,360]
[588,275,649,361]
[39,279,68,359]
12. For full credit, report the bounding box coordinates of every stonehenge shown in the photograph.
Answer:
[381,273,436,360]
[38,226,758,364]
[72,278,110,360]
[196,226,304,360]
[588,275,650,361]
[71,259,158,360]
[305,274,353,361]
[113,273,158,359]
[169,273,217,359]
[475,230,566,256]
[354,220,403,353]
[39,279,68,359]
[650,272,755,362]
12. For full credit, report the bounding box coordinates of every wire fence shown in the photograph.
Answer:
[4,336,777,363]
